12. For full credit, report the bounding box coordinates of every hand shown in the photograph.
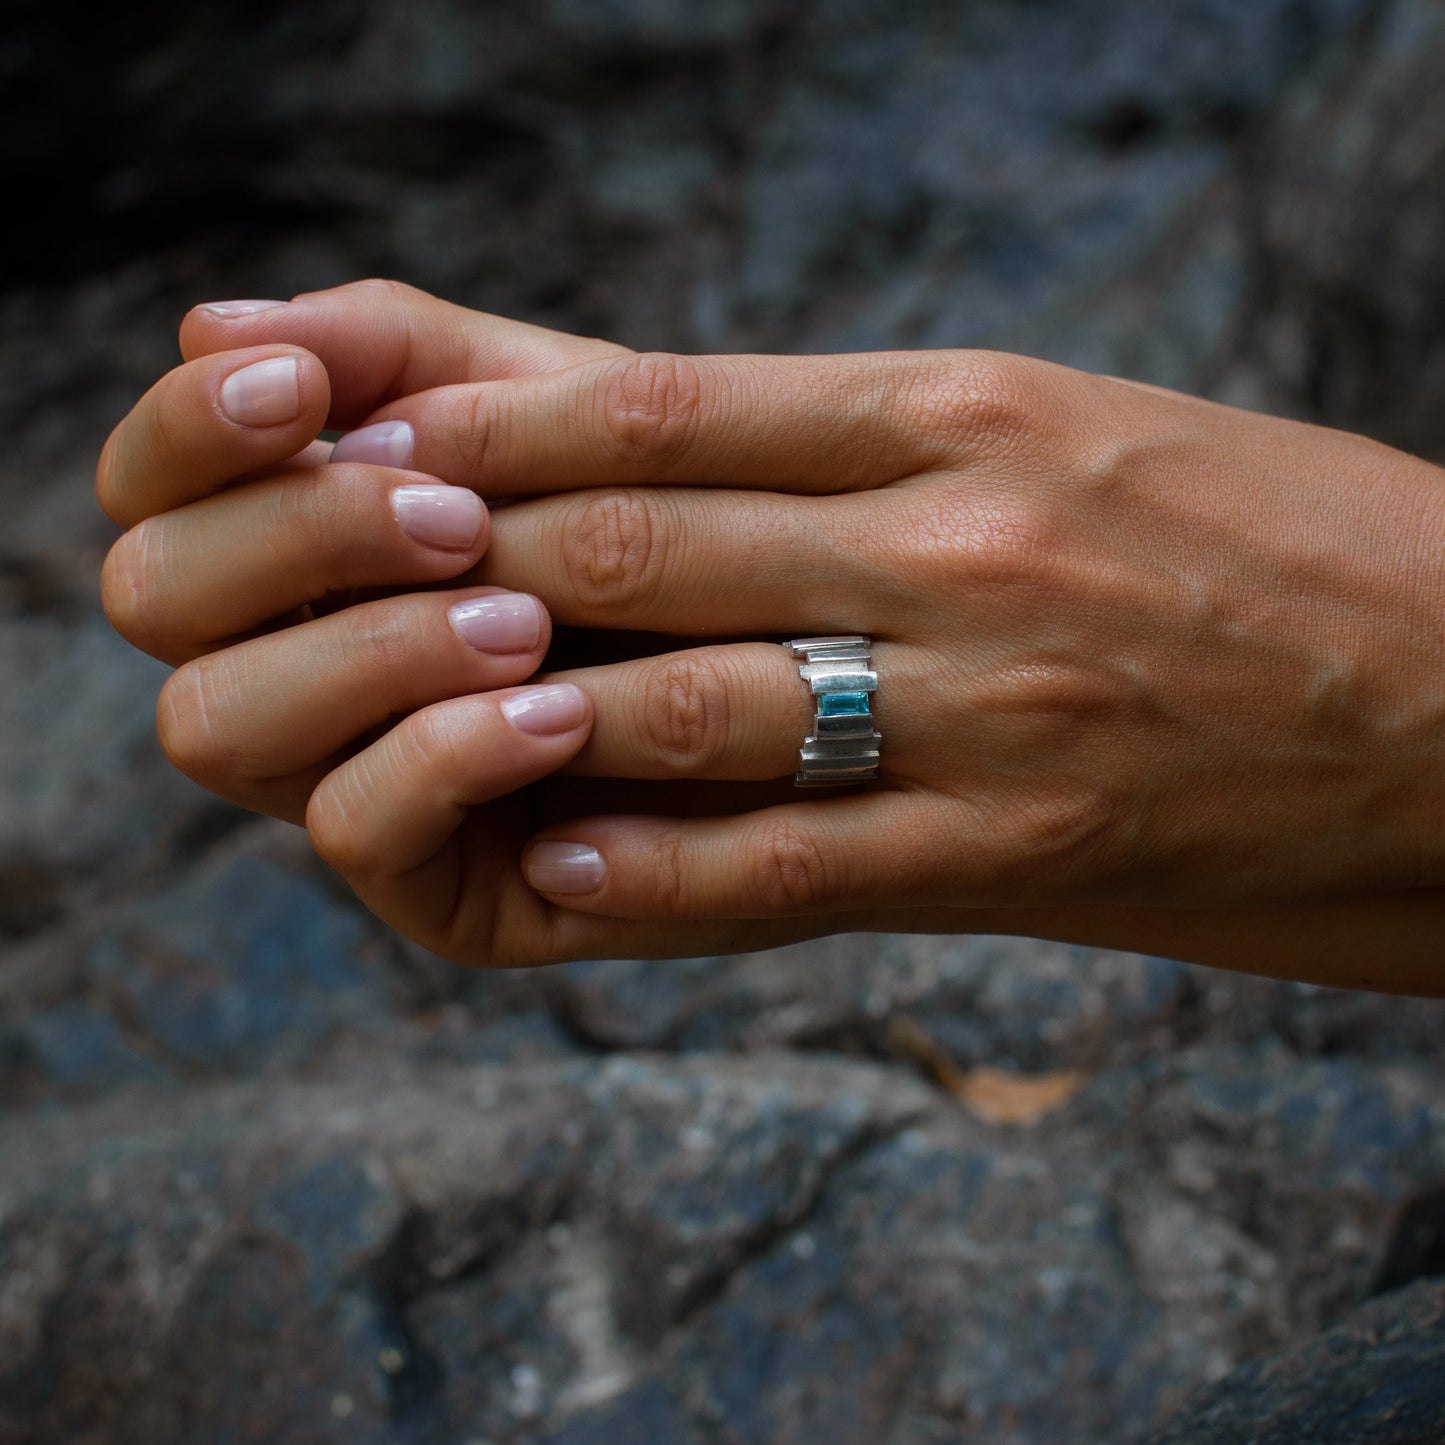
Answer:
[304,325,1445,916]
[99,283,1445,983]
[96,283,833,961]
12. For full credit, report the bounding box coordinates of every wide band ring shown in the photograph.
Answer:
[785,635,882,786]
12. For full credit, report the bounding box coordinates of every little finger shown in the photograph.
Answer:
[519,794,959,919]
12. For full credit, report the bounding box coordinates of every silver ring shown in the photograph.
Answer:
[785,635,882,786]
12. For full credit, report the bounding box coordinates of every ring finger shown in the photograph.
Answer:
[548,641,913,785]
[157,554,918,820]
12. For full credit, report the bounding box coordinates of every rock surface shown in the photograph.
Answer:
[6,1046,1445,1443]
[1137,1278,1445,1445]
[5,0,1445,1440]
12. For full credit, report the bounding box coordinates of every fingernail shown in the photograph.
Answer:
[219,356,300,427]
[500,682,586,734]
[332,420,414,469]
[451,595,544,655]
[394,485,485,551]
[525,841,606,894]
[201,299,288,317]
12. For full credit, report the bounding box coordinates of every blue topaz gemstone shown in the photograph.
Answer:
[788,636,881,786]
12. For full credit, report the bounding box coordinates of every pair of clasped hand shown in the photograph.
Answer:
[96,281,1445,990]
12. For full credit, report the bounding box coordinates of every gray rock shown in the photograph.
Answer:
[0,616,227,939]
[543,933,1195,1067]
[5,1049,1445,1442]
[1137,1277,1445,1445]
[1235,0,1445,455]
[0,845,396,1102]
[542,934,1445,1076]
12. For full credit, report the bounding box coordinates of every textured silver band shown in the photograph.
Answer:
[786,635,882,786]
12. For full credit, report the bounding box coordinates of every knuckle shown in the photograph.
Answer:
[599,351,706,469]
[450,385,500,481]
[909,488,1057,596]
[486,917,556,969]
[647,830,689,915]
[156,659,228,785]
[751,819,832,914]
[959,502,1056,590]
[100,523,168,655]
[310,701,461,882]
[561,490,665,612]
[637,651,730,775]
[340,602,417,679]
[911,352,1034,460]
[308,720,427,878]
[149,392,189,461]
[94,428,121,519]
[306,773,364,875]
[338,277,429,306]
[407,700,468,778]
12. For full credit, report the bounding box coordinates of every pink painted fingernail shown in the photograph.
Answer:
[525,841,606,894]
[219,356,300,426]
[394,485,485,551]
[201,299,288,317]
[500,682,586,734]
[451,595,544,654]
[332,420,414,469]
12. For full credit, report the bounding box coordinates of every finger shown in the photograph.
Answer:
[103,462,490,664]
[156,587,554,823]
[307,693,592,957]
[178,279,632,430]
[308,703,891,967]
[96,346,331,527]
[309,688,591,880]
[306,705,1032,963]
[535,635,943,792]
[535,643,845,783]
[475,487,884,634]
[518,794,958,920]
[339,348,990,497]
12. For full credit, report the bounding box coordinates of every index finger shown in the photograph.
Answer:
[337,348,1017,497]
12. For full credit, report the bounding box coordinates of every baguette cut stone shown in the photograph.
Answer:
[819,691,871,717]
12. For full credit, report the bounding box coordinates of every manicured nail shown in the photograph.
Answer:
[500,682,586,734]
[451,595,544,655]
[525,841,606,895]
[394,485,485,551]
[201,299,288,317]
[332,420,414,469]
[218,356,300,427]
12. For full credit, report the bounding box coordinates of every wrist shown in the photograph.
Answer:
[936,895,1445,995]
[1383,449,1445,885]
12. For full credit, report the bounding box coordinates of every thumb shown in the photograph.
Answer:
[178,279,630,429]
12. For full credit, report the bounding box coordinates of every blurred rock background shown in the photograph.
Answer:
[4,0,1445,1440]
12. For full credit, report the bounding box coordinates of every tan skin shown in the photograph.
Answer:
[97,280,1445,991]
